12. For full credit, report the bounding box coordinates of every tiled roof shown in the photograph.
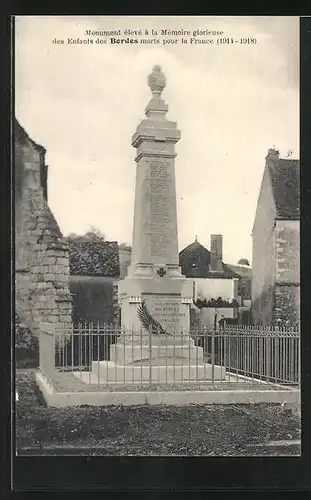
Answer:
[267,157,300,219]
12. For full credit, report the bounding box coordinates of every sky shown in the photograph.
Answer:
[15,16,299,265]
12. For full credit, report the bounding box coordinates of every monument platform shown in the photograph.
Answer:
[86,360,226,384]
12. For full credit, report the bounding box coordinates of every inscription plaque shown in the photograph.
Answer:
[144,295,186,333]
[147,158,175,259]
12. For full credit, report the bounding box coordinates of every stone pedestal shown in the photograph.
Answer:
[117,271,197,364]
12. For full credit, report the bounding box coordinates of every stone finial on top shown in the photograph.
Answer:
[148,65,166,96]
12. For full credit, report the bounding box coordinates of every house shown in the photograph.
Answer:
[251,148,300,326]
[179,235,242,328]
[179,236,252,304]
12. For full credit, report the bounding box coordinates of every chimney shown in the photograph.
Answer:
[266,148,280,160]
[210,234,223,273]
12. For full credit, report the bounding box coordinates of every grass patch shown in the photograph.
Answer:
[15,370,301,455]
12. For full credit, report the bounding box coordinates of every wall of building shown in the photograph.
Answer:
[251,167,277,325]
[193,277,237,302]
[273,219,300,325]
[275,220,300,283]
[273,284,300,326]
[15,122,72,335]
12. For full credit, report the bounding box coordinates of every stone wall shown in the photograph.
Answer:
[15,120,72,336]
[275,220,300,283]
[273,284,300,326]
[273,220,300,326]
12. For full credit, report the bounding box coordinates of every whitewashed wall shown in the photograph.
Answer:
[199,307,235,328]
[192,277,238,302]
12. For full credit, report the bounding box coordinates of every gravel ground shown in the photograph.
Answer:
[15,370,301,456]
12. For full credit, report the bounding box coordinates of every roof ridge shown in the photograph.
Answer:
[180,240,209,254]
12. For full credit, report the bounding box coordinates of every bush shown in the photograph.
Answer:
[70,277,115,324]
[15,318,39,368]
[68,238,120,277]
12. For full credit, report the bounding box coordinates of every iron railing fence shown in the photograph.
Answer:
[53,324,300,387]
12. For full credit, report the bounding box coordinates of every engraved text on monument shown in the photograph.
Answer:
[148,158,174,259]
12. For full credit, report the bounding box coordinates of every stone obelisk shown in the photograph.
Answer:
[117,66,194,348]
[128,65,181,280]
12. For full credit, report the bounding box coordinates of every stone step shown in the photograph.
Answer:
[109,344,204,364]
[89,361,225,384]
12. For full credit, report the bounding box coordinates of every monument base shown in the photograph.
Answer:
[90,360,225,384]
[117,272,193,333]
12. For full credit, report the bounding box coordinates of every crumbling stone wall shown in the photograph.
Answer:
[275,220,300,283]
[273,284,300,326]
[15,120,72,335]
[274,220,300,326]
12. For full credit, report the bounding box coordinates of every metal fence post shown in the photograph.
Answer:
[211,327,215,384]
[298,332,301,389]
[149,324,152,387]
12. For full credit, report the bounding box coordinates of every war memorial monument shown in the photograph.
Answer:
[88,65,224,384]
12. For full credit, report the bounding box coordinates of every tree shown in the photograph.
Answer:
[238,258,250,266]
[66,227,106,242]
[119,242,132,250]
[85,226,106,241]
